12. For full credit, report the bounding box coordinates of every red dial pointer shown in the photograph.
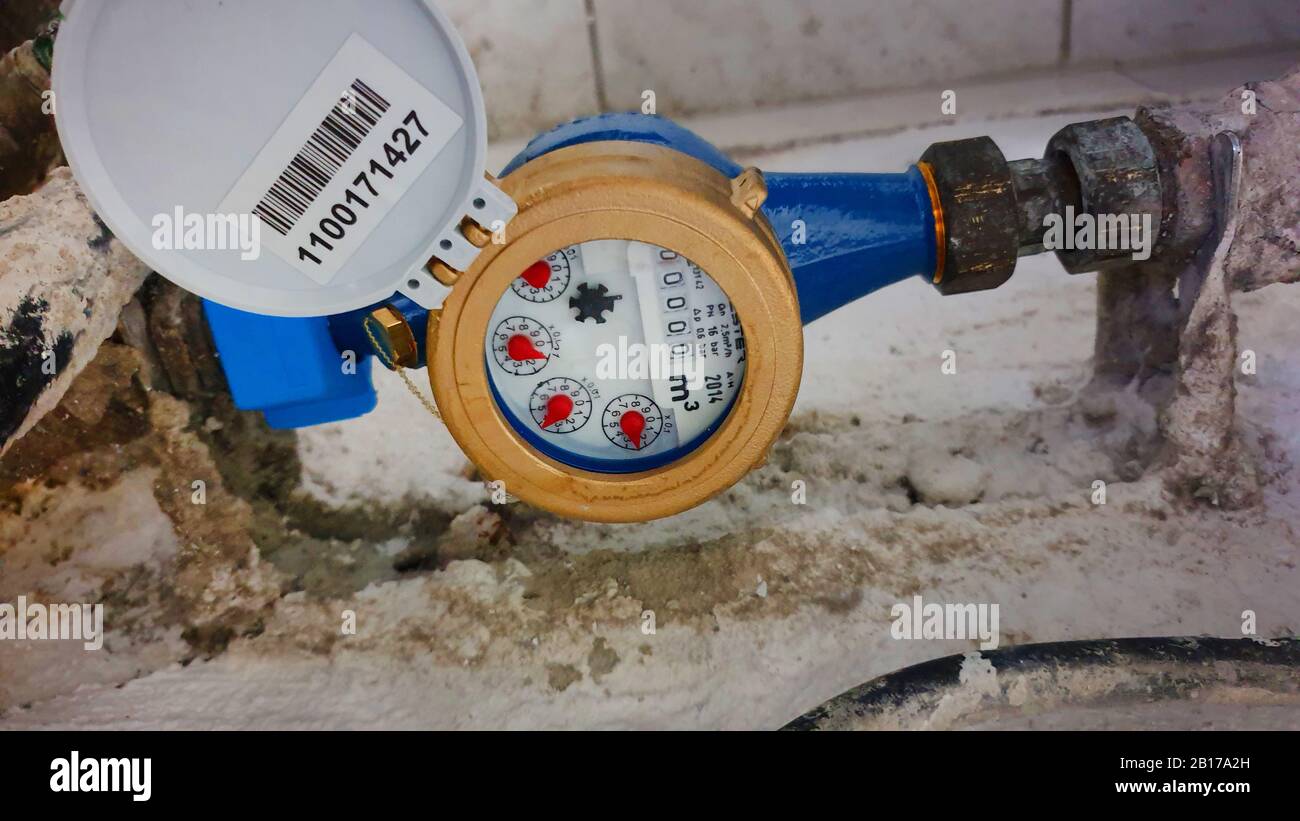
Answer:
[520,260,551,289]
[507,334,547,362]
[540,394,573,429]
[619,410,646,449]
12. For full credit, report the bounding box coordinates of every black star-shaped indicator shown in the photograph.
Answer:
[569,282,622,324]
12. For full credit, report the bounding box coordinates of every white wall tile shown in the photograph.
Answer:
[684,66,1153,165]
[1071,0,1300,64]
[437,0,1300,140]
[441,0,600,140]
[592,0,1065,117]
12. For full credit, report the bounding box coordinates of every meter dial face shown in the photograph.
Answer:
[485,240,746,473]
[530,378,593,434]
[490,316,554,376]
[602,394,665,450]
[511,249,573,303]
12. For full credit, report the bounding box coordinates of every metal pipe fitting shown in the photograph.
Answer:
[920,116,1165,293]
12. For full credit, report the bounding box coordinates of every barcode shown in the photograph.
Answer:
[252,78,391,236]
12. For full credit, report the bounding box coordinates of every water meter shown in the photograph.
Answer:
[53,1,1163,522]
[425,137,802,520]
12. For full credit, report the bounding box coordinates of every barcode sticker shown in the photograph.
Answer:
[219,34,463,284]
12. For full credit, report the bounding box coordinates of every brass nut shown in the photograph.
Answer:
[365,305,418,369]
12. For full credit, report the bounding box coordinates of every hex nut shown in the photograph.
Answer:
[919,136,1021,295]
[1043,117,1163,273]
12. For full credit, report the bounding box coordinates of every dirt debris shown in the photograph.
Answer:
[546,663,581,693]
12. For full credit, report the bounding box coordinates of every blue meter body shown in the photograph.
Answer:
[205,113,939,442]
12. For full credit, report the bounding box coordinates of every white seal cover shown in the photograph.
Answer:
[53,0,502,317]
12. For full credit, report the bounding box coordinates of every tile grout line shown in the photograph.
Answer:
[1059,0,1073,65]
[583,0,611,113]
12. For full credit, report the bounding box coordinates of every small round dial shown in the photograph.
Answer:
[511,249,573,303]
[602,394,664,451]
[491,316,554,376]
[529,378,592,434]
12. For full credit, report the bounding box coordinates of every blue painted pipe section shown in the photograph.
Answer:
[764,168,937,323]
[503,114,936,322]
[500,113,743,178]
[203,114,936,427]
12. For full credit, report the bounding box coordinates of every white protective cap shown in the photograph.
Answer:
[53,0,513,317]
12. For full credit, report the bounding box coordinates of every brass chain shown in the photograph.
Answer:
[363,318,441,420]
[363,318,514,501]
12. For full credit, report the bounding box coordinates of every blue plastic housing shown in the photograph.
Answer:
[203,301,375,429]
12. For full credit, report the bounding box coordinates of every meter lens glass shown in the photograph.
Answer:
[485,241,746,472]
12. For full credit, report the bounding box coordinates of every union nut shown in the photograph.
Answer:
[919,136,1021,296]
[1043,117,1163,273]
